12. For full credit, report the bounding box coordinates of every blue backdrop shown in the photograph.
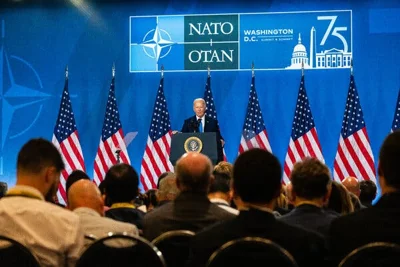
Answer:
[0,0,399,192]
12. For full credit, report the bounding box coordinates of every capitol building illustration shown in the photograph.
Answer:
[286,27,352,69]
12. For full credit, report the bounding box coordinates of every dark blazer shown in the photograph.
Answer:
[105,207,145,230]
[330,192,400,265]
[279,204,339,236]
[142,191,235,241]
[181,116,224,163]
[188,208,327,267]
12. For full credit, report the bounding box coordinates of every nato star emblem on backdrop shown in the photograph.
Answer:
[129,10,352,72]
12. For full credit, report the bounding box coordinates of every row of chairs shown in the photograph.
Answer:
[0,231,400,266]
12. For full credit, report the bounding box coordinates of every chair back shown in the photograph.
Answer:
[207,237,298,267]
[152,230,195,267]
[76,233,166,267]
[0,235,40,267]
[339,242,400,267]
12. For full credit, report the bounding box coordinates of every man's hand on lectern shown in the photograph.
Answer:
[172,130,179,135]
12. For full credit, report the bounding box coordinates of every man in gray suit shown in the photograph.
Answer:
[143,152,235,241]
[68,179,138,244]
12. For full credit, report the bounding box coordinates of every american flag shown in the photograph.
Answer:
[140,77,174,191]
[52,68,85,204]
[238,74,272,154]
[391,89,400,132]
[93,71,130,186]
[283,74,324,184]
[203,74,227,161]
[333,74,376,182]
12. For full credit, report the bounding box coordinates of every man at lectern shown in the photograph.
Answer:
[181,98,224,163]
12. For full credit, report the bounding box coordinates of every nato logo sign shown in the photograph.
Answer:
[129,10,352,72]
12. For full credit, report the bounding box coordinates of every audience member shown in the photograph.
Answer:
[0,138,84,266]
[0,181,8,198]
[342,176,361,196]
[143,189,158,212]
[143,152,235,241]
[213,161,233,178]
[330,131,400,264]
[208,172,238,215]
[359,180,377,207]
[157,171,174,189]
[156,174,179,206]
[68,179,138,244]
[104,163,145,231]
[188,149,327,267]
[65,169,90,195]
[280,157,338,236]
[326,181,353,215]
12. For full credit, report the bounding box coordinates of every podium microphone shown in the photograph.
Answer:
[115,149,121,164]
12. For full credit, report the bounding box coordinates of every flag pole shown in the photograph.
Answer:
[65,65,68,80]
[251,61,255,77]
[350,58,353,75]
[207,65,210,77]
[161,65,164,78]
[301,61,304,76]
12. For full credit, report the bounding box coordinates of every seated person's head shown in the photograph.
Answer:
[233,148,282,206]
[359,180,377,206]
[213,162,233,179]
[17,138,65,201]
[143,189,158,211]
[68,179,104,216]
[175,152,213,193]
[104,163,139,205]
[157,176,179,202]
[327,181,354,215]
[0,182,8,198]
[208,172,232,202]
[157,172,175,189]
[289,157,332,206]
[66,170,90,195]
[378,131,400,194]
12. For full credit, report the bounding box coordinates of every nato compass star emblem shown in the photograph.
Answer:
[0,20,50,172]
[141,24,174,65]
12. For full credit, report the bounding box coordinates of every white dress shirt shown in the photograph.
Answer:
[0,185,84,267]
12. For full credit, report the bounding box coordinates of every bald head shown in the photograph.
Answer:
[175,152,212,193]
[68,180,104,216]
[342,176,360,197]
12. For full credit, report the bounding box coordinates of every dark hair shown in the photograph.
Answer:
[379,131,400,189]
[209,172,231,194]
[0,182,8,198]
[66,170,90,193]
[104,163,139,204]
[175,158,212,193]
[143,189,158,209]
[233,148,282,203]
[359,180,377,205]
[291,157,331,199]
[17,138,64,174]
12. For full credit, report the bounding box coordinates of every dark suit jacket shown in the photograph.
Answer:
[105,207,145,230]
[142,191,235,241]
[279,204,339,236]
[188,208,327,267]
[330,192,400,265]
[181,116,224,163]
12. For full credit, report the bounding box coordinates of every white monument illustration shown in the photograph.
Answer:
[286,26,352,69]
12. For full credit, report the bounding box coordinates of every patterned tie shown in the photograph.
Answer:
[198,118,203,133]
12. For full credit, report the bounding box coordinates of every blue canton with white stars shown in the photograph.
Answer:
[204,76,218,120]
[242,76,266,141]
[341,75,365,138]
[149,78,171,142]
[291,76,315,141]
[54,79,78,143]
[101,77,122,141]
[391,89,400,131]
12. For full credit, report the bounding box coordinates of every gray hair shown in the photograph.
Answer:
[193,98,206,106]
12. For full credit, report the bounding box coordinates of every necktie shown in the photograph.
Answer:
[198,118,203,133]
